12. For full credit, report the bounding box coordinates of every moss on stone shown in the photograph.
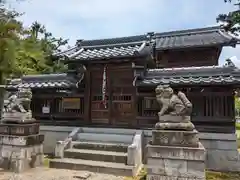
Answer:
[206,171,240,180]
[124,169,240,180]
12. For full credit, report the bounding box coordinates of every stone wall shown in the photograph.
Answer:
[200,133,240,172]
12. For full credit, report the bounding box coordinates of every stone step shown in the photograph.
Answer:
[64,148,128,164]
[72,141,128,153]
[49,158,134,176]
[81,127,138,135]
[77,132,133,144]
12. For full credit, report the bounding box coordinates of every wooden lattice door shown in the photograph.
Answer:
[109,66,134,125]
[90,66,109,124]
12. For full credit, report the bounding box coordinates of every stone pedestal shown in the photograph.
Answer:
[0,112,45,173]
[147,127,206,179]
[147,142,205,180]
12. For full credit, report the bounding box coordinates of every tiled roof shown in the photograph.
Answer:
[78,34,149,47]
[71,41,150,60]
[138,65,240,86]
[52,46,80,57]
[54,34,152,61]
[154,26,239,50]
[53,26,239,60]
[6,73,78,89]
[69,34,152,61]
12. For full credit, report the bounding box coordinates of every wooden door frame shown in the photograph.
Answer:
[84,69,91,124]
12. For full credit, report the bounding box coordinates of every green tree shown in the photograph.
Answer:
[217,0,240,33]
[0,6,23,117]
[10,21,69,76]
[235,96,240,117]
[0,0,69,118]
[29,21,68,74]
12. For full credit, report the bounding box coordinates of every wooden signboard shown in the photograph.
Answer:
[62,98,81,110]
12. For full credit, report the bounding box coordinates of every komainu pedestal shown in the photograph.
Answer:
[146,85,206,180]
[0,88,44,173]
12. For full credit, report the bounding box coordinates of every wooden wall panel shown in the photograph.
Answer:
[156,47,221,68]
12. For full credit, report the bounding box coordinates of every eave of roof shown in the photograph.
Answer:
[69,41,150,61]
[52,46,80,58]
[6,73,80,89]
[52,26,240,61]
[53,34,152,61]
[137,65,240,87]
[154,26,239,50]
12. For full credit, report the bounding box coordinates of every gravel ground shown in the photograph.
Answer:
[0,167,125,180]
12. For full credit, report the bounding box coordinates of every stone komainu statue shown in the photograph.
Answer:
[155,85,192,117]
[3,88,32,113]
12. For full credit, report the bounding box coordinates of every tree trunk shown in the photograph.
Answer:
[0,73,5,120]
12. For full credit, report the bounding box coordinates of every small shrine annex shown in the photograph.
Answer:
[6,26,240,134]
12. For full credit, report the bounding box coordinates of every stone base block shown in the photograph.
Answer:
[0,134,44,146]
[2,112,33,123]
[155,122,195,131]
[146,143,206,180]
[147,174,205,180]
[0,144,44,173]
[152,129,199,147]
[158,115,191,123]
[0,122,39,136]
[0,154,44,173]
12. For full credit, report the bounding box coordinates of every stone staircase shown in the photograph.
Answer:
[49,128,143,177]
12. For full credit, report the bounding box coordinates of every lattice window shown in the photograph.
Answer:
[93,95,109,101]
[112,95,133,120]
[143,97,158,109]
[137,96,158,117]
[189,91,234,119]
[203,95,233,117]
[113,95,131,101]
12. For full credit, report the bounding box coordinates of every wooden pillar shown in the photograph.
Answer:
[84,68,91,124]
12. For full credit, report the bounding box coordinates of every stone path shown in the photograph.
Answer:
[0,167,125,180]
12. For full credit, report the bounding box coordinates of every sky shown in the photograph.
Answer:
[8,0,240,66]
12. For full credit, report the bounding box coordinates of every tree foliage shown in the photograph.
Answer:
[235,96,240,117]
[13,21,68,76]
[0,7,22,83]
[0,1,68,80]
[0,0,69,116]
[217,0,240,33]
